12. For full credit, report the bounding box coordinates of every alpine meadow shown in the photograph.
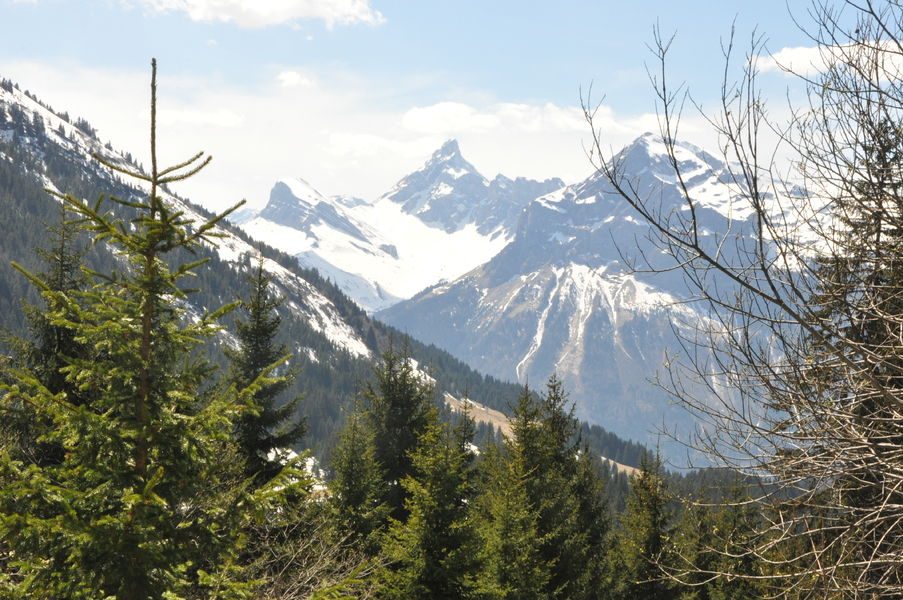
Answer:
[2,1,903,598]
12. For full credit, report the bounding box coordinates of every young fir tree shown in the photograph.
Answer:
[362,347,434,521]
[476,443,550,600]
[607,452,677,600]
[0,60,301,599]
[227,256,304,484]
[569,446,612,600]
[4,207,87,465]
[506,376,606,599]
[668,502,716,600]
[376,412,481,600]
[330,408,388,555]
[669,485,764,600]
[802,119,903,590]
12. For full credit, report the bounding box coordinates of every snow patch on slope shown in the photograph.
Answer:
[241,180,511,311]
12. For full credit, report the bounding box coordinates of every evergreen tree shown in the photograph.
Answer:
[4,208,87,465]
[669,503,715,600]
[802,119,903,589]
[362,347,434,520]
[569,446,611,599]
[705,485,763,600]
[330,408,388,555]
[476,444,550,600]
[669,485,765,600]
[507,376,604,599]
[0,60,295,599]
[376,413,481,600]
[608,452,677,600]
[227,256,304,484]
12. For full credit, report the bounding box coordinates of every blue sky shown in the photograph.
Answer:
[1,0,819,208]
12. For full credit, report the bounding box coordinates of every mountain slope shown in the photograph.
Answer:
[379,133,755,444]
[239,140,563,312]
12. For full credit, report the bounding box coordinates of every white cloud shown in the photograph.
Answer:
[759,41,903,78]
[402,102,500,134]
[401,101,588,136]
[327,132,430,159]
[132,0,385,28]
[276,70,314,88]
[758,45,831,75]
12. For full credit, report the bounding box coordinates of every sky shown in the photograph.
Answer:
[0,0,824,211]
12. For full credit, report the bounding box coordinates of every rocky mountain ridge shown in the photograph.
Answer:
[238,139,564,312]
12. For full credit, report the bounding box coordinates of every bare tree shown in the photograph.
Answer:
[585,1,903,596]
[245,506,381,600]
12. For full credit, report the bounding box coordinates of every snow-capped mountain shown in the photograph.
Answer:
[379,133,757,444]
[238,140,563,312]
[383,139,564,236]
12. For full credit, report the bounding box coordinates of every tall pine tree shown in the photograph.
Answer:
[227,256,304,484]
[362,347,434,521]
[330,407,388,555]
[476,443,551,600]
[607,452,677,600]
[505,376,608,599]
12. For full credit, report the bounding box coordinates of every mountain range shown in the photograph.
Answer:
[240,131,757,444]
[236,139,563,312]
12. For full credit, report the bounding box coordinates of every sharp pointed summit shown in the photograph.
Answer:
[381,139,563,234]
[434,138,462,159]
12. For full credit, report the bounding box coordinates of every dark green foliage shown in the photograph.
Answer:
[668,483,765,600]
[376,414,481,599]
[704,487,764,600]
[3,209,87,466]
[802,120,903,589]
[579,422,646,468]
[480,376,611,600]
[607,453,677,600]
[0,62,292,599]
[227,257,304,484]
[330,408,388,554]
[476,444,550,600]
[570,447,612,598]
[361,348,435,520]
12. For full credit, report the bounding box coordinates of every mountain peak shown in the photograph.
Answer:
[258,177,328,225]
[438,138,460,154]
[613,132,723,177]
[272,177,326,207]
[427,138,464,164]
